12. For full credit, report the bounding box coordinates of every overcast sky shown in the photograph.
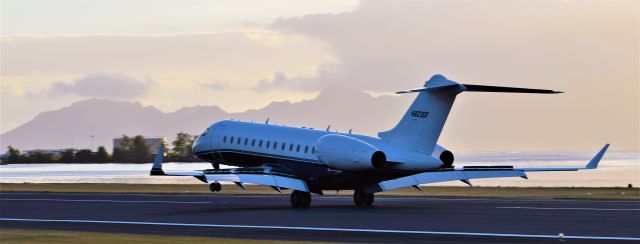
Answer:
[1,0,638,151]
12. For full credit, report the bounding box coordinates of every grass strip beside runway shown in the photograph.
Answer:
[0,228,321,244]
[1,183,638,200]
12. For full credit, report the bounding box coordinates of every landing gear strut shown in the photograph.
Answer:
[354,190,374,207]
[290,190,311,208]
[209,182,222,192]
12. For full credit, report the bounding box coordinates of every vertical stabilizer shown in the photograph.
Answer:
[379,74,464,154]
[381,74,561,154]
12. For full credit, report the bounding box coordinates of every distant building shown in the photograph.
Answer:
[113,137,166,155]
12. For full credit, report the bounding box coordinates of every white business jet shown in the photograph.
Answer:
[151,74,609,208]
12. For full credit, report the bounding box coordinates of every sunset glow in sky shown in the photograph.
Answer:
[1,0,638,151]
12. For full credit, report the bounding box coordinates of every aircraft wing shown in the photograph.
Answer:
[201,167,309,192]
[364,144,609,194]
[149,146,309,192]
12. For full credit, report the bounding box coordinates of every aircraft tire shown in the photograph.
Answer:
[354,190,374,207]
[209,183,222,192]
[291,190,311,208]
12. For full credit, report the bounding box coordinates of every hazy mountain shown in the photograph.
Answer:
[0,86,411,151]
[1,84,626,153]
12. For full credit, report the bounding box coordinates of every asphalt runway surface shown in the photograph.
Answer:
[1,192,639,243]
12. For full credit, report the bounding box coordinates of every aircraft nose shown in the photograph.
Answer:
[192,131,208,154]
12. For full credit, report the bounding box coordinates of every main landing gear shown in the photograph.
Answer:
[354,190,374,207]
[290,190,311,208]
[209,182,222,192]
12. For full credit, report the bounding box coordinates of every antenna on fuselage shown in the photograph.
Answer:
[326,125,331,131]
[265,118,270,124]
[348,129,352,134]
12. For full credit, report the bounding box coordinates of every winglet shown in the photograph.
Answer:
[585,144,609,169]
[150,144,165,175]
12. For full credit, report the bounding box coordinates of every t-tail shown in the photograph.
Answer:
[379,74,562,154]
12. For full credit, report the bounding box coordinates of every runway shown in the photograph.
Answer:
[1,192,639,243]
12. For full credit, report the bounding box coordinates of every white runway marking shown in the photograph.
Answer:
[0,198,213,204]
[2,193,639,204]
[1,218,638,241]
[497,206,640,211]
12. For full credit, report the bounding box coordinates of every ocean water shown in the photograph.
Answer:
[0,151,638,187]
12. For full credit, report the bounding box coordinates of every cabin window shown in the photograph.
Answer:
[252,139,255,146]
[230,136,234,144]
[289,144,293,151]
[282,143,286,150]
[223,136,227,143]
[266,141,270,148]
[296,144,300,152]
[259,140,263,147]
[312,146,315,154]
[273,142,278,149]
[244,138,248,145]
[237,137,242,144]
[304,145,309,153]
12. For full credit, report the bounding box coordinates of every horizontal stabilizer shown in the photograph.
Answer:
[462,84,562,94]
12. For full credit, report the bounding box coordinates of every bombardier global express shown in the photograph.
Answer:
[150,74,609,208]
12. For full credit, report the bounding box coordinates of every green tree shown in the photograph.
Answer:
[112,135,134,162]
[28,151,55,163]
[112,147,127,162]
[118,135,134,151]
[75,149,93,163]
[131,135,150,162]
[95,146,110,162]
[7,146,21,163]
[171,133,195,157]
[59,149,75,163]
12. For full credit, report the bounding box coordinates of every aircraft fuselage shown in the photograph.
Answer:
[192,120,443,191]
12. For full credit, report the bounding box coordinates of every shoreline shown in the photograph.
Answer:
[1,183,638,200]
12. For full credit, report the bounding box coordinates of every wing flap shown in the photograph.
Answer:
[365,170,525,194]
[204,174,308,192]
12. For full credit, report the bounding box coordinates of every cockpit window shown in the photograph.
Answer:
[201,128,209,136]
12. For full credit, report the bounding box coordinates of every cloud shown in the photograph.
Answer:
[0,31,335,82]
[273,0,638,91]
[43,73,154,99]
[255,72,293,91]
[266,0,639,150]
[255,69,333,92]
[1,84,24,96]
[198,80,231,90]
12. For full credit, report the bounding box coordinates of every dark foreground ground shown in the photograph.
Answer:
[1,192,639,243]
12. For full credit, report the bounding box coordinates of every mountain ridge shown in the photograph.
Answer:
[1,85,409,151]
[2,85,623,152]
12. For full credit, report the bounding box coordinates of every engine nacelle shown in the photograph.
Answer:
[315,134,386,171]
[432,144,454,167]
